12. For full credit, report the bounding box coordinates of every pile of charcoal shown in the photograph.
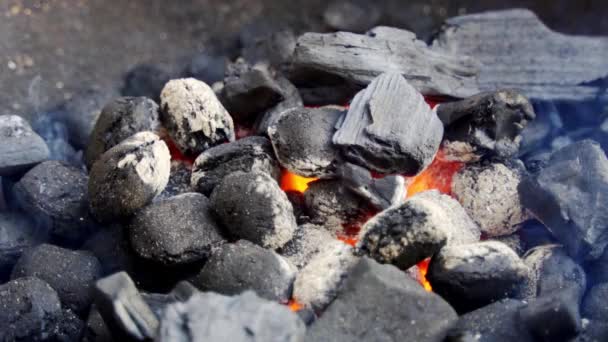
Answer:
[1,8,608,342]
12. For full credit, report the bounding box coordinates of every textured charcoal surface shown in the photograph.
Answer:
[160,78,235,155]
[520,287,581,341]
[157,161,194,200]
[191,240,296,302]
[85,96,160,169]
[307,257,457,342]
[56,308,86,341]
[157,291,306,342]
[323,0,381,32]
[83,305,113,342]
[82,223,136,277]
[88,131,171,222]
[437,90,536,158]
[519,140,608,260]
[428,241,530,312]
[0,114,49,176]
[191,136,280,196]
[129,193,225,266]
[280,223,343,269]
[253,79,303,135]
[490,233,525,256]
[338,162,406,210]
[289,27,479,98]
[11,243,102,316]
[210,171,297,249]
[268,107,343,177]
[0,212,45,280]
[583,283,608,321]
[432,9,608,101]
[452,162,528,237]
[332,73,444,175]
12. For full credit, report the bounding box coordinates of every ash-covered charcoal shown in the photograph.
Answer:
[160,78,235,155]
[14,160,93,245]
[11,244,102,316]
[428,241,530,313]
[285,190,310,225]
[129,193,225,266]
[432,9,608,101]
[289,27,479,99]
[490,233,525,256]
[0,114,49,176]
[122,64,173,101]
[88,132,171,222]
[338,162,406,210]
[269,107,343,177]
[94,272,159,341]
[157,291,306,342]
[437,90,536,158]
[0,277,63,341]
[358,190,480,270]
[307,257,457,341]
[332,73,444,175]
[191,136,280,196]
[583,283,608,320]
[323,0,381,33]
[452,162,528,237]
[280,223,343,269]
[210,171,297,249]
[293,242,358,311]
[0,212,45,280]
[157,161,193,200]
[187,54,228,85]
[85,96,160,169]
[519,140,608,260]
[520,287,582,341]
[191,240,296,302]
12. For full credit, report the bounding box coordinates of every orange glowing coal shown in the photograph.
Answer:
[417,258,433,292]
[287,298,303,312]
[280,169,318,193]
[406,149,464,198]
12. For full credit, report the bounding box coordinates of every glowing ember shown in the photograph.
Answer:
[287,298,303,312]
[417,258,433,292]
[280,169,318,193]
[162,135,195,166]
[406,149,464,198]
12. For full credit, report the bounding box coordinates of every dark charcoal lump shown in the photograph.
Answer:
[122,64,172,101]
[520,287,581,341]
[88,131,171,222]
[83,306,112,342]
[191,240,296,302]
[129,193,225,266]
[253,78,303,135]
[82,223,136,277]
[0,212,45,280]
[85,96,160,169]
[0,114,49,176]
[323,0,381,32]
[11,243,102,316]
[160,78,235,155]
[583,283,608,320]
[210,171,296,249]
[268,106,343,177]
[56,308,86,341]
[307,257,457,342]
[157,291,306,342]
[338,162,406,210]
[157,160,193,200]
[280,223,343,269]
[191,136,280,196]
[588,247,608,284]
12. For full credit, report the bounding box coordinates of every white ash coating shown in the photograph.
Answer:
[280,224,344,269]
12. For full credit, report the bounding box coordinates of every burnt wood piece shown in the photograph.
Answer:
[332,73,444,175]
[289,27,479,99]
[280,223,343,269]
[0,115,49,176]
[338,162,406,210]
[432,9,608,101]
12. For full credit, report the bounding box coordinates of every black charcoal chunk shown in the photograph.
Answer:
[157,161,193,200]
[82,224,136,276]
[191,240,296,302]
[56,308,86,341]
[0,212,45,280]
[280,223,343,269]
[323,0,381,33]
[129,193,224,266]
[428,241,530,312]
[157,291,306,342]
[269,107,343,177]
[14,160,93,245]
[160,78,235,155]
[0,114,49,176]
[210,171,296,249]
[583,283,608,321]
[491,233,525,256]
[253,81,303,135]
[338,162,406,210]
[307,258,457,342]
[519,140,608,260]
[520,288,581,341]
[191,136,280,196]
[0,277,63,341]
[11,243,102,315]
[437,90,536,158]
[332,73,443,175]
[83,306,113,342]
[122,64,172,101]
[88,132,171,222]
[85,96,160,169]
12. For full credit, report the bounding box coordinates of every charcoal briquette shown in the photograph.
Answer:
[0,114,49,176]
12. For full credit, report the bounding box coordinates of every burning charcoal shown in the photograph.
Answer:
[452,162,528,237]
[293,242,358,311]
[83,306,112,342]
[358,190,480,270]
[323,0,381,33]
[0,277,63,341]
[339,162,406,210]
[332,73,444,175]
[307,257,457,341]
[289,27,479,99]
[157,161,193,200]
[210,171,297,249]
[157,291,306,342]
[269,107,343,177]
[519,140,608,260]
[437,90,536,158]
[432,9,608,101]
[85,96,160,169]
[122,64,173,101]
[187,54,228,85]
[0,114,49,176]
[520,288,581,341]
[11,243,102,315]
[14,160,93,245]
[280,223,343,269]
[191,240,296,302]
[0,212,45,280]
[129,193,225,266]
[160,78,235,155]
[88,132,171,222]
[191,136,280,196]
[583,283,608,320]
[428,241,530,312]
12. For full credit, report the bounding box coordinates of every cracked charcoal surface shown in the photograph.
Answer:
[0,114,49,176]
